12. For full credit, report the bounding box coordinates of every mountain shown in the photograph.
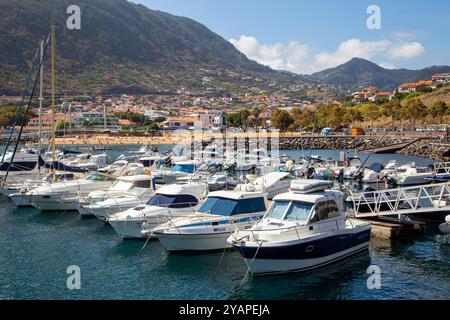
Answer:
[312,58,450,91]
[0,0,297,95]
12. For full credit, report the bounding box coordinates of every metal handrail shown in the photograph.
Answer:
[349,182,450,218]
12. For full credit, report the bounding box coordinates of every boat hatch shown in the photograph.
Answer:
[290,179,333,194]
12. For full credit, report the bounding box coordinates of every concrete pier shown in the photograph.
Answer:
[362,217,426,239]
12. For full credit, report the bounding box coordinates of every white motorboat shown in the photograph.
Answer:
[62,153,108,171]
[97,160,129,174]
[360,168,385,184]
[234,172,291,200]
[7,172,76,207]
[207,172,237,191]
[78,174,154,217]
[83,188,153,221]
[159,161,199,184]
[151,190,268,252]
[228,179,371,276]
[108,182,207,239]
[385,163,432,186]
[29,172,116,211]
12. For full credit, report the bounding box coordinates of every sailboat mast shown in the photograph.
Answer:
[103,104,107,130]
[51,25,56,181]
[38,38,43,172]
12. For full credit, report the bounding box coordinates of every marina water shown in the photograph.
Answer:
[1,146,449,299]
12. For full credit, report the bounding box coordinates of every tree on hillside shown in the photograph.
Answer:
[291,108,304,131]
[0,106,37,128]
[343,107,363,127]
[403,98,428,129]
[270,108,294,131]
[240,109,250,128]
[225,112,242,128]
[360,103,380,131]
[381,99,402,128]
[429,100,448,125]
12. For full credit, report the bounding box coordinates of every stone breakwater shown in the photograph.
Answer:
[277,137,450,162]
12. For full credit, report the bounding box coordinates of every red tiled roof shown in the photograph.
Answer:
[399,83,417,88]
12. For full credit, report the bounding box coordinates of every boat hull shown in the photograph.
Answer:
[30,195,80,211]
[108,219,146,239]
[233,228,371,276]
[155,231,231,251]
[9,193,32,207]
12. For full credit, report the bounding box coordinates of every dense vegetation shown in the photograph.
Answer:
[269,98,449,132]
[0,106,37,128]
[113,110,164,132]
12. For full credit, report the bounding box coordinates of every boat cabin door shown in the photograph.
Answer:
[309,199,344,232]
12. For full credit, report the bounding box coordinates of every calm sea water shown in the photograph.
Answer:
[0,146,449,300]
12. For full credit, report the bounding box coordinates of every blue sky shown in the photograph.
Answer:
[135,0,450,74]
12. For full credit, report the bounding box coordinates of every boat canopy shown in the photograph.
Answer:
[147,193,199,208]
[197,196,266,216]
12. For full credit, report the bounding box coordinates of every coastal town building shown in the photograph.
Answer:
[398,80,433,93]
[352,86,393,102]
[432,73,450,85]
[26,113,69,130]
[162,117,197,130]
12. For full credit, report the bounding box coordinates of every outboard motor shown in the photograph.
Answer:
[307,167,315,179]
[337,169,345,182]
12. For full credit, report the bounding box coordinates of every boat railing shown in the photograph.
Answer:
[140,202,202,228]
[348,182,450,218]
[232,221,329,244]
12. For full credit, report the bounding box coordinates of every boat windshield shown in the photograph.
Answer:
[110,180,134,191]
[197,196,266,216]
[147,193,198,208]
[83,172,115,182]
[172,164,195,173]
[265,200,313,224]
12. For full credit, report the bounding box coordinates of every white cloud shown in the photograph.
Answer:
[229,35,425,74]
[379,62,396,69]
[388,42,425,59]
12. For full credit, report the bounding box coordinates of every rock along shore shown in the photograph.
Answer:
[278,137,450,162]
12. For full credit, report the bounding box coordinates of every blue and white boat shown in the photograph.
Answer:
[159,160,200,184]
[151,189,268,251]
[228,180,371,276]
